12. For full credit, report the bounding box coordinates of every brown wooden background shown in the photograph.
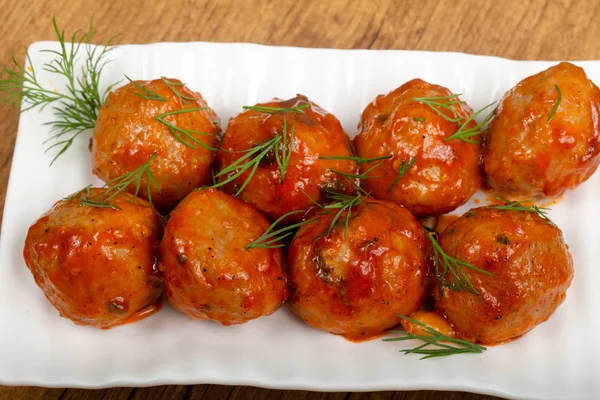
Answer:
[1,0,598,398]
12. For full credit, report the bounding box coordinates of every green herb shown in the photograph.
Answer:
[0,17,116,165]
[78,153,161,210]
[63,184,93,202]
[383,314,486,359]
[319,154,392,164]
[212,138,277,195]
[242,104,309,114]
[488,197,554,224]
[275,117,294,183]
[414,117,426,122]
[154,108,216,150]
[322,190,369,238]
[125,75,167,101]
[161,77,197,104]
[428,231,494,296]
[245,210,319,249]
[413,94,496,144]
[445,102,496,143]
[387,156,417,192]
[547,84,561,122]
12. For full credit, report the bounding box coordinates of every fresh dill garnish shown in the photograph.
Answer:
[445,101,496,143]
[161,77,198,104]
[547,84,561,122]
[214,105,302,193]
[242,104,309,114]
[414,117,426,122]
[428,231,494,296]
[77,154,161,210]
[387,156,417,193]
[275,117,294,183]
[125,75,167,101]
[245,210,320,249]
[212,138,277,196]
[383,314,486,359]
[319,154,392,164]
[321,190,368,238]
[154,108,217,150]
[413,94,496,144]
[331,161,383,182]
[0,16,116,165]
[488,197,554,224]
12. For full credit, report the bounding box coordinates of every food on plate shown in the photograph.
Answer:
[214,94,358,223]
[431,204,574,345]
[159,188,288,325]
[91,77,221,212]
[22,188,163,329]
[287,198,429,340]
[484,62,600,197]
[353,79,490,217]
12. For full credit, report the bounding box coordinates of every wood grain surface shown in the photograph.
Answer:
[1,0,598,399]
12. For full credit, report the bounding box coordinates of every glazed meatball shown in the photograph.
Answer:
[92,78,221,212]
[23,189,163,329]
[484,62,600,197]
[159,188,288,325]
[353,79,482,217]
[288,199,429,340]
[215,94,357,223]
[433,207,574,344]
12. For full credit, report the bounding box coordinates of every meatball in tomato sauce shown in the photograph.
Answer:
[215,94,357,223]
[353,79,483,217]
[159,188,288,325]
[484,62,600,197]
[288,199,429,340]
[23,189,163,329]
[433,207,574,345]
[92,78,221,212]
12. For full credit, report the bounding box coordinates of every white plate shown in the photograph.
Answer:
[1,41,599,399]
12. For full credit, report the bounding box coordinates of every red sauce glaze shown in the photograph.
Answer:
[23,189,163,329]
[433,207,574,345]
[215,94,357,223]
[353,79,482,217]
[159,188,288,325]
[92,78,221,212]
[288,199,429,341]
[484,62,600,197]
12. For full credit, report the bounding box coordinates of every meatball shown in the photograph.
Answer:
[353,79,483,217]
[23,189,163,329]
[433,207,574,344]
[159,188,288,325]
[288,199,429,340]
[215,94,357,223]
[484,62,600,197]
[92,78,221,212]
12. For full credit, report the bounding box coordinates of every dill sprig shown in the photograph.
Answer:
[76,154,161,210]
[125,75,167,101]
[154,108,216,150]
[321,190,368,238]
[245,210,320,249]
[0,16,116,165]
[161,77,198,104]
[428,231,494,296]
[488,197,554,224]
[214,105,303,193]
[383,314,486,359]
[387,156,417,192]
[547,84,561,122]
[413,94,496,144]
[242,104,309,114]
[319,154,392,164]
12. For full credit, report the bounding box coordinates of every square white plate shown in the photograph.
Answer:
[1,41,599,399]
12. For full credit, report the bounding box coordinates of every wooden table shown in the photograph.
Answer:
[1,0,597,398]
